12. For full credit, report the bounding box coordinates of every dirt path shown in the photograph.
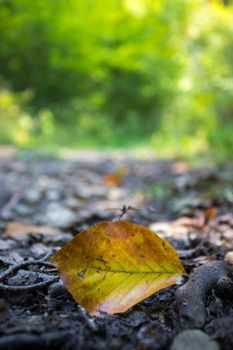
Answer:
[0,150,232,349]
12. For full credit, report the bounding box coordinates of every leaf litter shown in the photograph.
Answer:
[0,151,232,349]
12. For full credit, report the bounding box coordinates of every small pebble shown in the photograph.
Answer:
[171,330,220,350]
[65,197,82,209]
[15,204,33,215]
[45,204,77,228]
[24,189,41,204]
[46,189,62,202]
[224,251,233,265]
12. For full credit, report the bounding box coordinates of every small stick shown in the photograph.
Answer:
[0,276,59,291]
[0,257,58,292]
[0,260,55,281]
[111,205,140,221]
[78,305,97,331]
[40,251,56,261]
[177,236,211,258]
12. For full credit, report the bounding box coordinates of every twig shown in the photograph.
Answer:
[108,205,158,221]
[0,257,59,292]
[78,305,97,331]
[177,236,211,258]
[0,260,55,281]
[40,251,56,261]
[0,256,14,266]
[0,276,59,291]
[109,205,141,221]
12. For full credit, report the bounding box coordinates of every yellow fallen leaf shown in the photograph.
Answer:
[51,221,185,315]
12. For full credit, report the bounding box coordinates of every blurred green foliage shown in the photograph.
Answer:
[0,0,232,160]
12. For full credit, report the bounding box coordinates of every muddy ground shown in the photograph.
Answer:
[0,150,232,350]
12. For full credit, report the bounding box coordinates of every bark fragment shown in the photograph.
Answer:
[175,261,233,328]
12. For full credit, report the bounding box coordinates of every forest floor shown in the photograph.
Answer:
[0,148,232,350]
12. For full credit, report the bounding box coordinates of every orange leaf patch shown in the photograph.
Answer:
[51,221,185,315]
[102,174,123,187]
[5,221,59,239]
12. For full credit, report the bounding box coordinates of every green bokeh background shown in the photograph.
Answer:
[0,0,233,160]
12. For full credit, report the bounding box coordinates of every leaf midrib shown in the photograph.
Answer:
[82,267,178,275]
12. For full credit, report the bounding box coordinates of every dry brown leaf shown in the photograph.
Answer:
[5,221,59,240]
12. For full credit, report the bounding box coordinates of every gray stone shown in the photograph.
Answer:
[64,197,83,209]
[170,330,220,350]
[15,204,33,215]
[45,204,77,228]
[24,189,41,204]
[46,189,62,201]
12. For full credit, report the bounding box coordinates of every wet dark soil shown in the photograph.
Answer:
[0,150,232,350]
